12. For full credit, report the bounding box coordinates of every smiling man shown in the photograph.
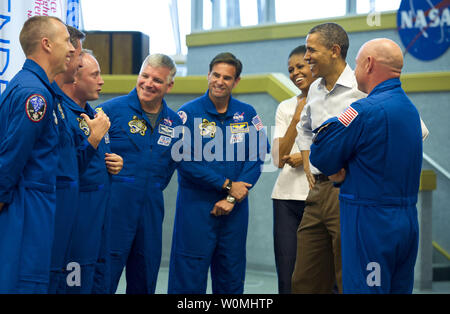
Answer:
[168,52,268,294]
[99,54,182,294]
[0,16,74,294]
[291,23,366,294]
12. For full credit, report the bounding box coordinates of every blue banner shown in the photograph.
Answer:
[66,0,81,29]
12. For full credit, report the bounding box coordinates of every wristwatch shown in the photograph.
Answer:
[224,179,232,193]
[226,195,236,204]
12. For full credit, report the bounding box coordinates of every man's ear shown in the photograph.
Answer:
[331,44,342,59]
[41,37,52,53]
[232,76,241,88]
[366,56,375,73]
[167,80,174,93]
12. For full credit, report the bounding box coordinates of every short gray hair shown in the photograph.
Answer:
[140,54,177,82]
[80,48,94,57]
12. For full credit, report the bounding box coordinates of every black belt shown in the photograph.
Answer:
[313,174,329,183]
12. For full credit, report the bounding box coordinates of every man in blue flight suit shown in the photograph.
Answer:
[168,52,268,294]
[309,38,423,293]
[61,50,123,294]
[49,29,112,293]
[99,54,182,294]
[0,16,74,293]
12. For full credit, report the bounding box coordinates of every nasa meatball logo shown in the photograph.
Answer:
[397,0,450,61]
[25,94,47,122]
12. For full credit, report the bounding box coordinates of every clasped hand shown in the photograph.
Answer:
[211,181,252,216]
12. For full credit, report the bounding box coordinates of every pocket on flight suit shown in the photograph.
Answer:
[19,186,56,284]
[170,250,210,292]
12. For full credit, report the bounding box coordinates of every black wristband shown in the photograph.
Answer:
[224,179,232,192]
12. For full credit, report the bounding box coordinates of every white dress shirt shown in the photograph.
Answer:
[296,64,366,175]
[271,95,309,201]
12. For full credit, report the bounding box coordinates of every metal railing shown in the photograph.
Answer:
[423,153,450,181]
[415,153,450,291]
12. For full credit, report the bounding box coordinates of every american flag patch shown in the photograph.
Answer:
[251,115,264,131]
[338,106,358,127]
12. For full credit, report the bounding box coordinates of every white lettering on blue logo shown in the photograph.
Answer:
[397,0,449,61]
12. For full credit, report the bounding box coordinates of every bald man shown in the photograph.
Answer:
[309,38,423,293]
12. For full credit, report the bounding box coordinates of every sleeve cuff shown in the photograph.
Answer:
[0,190,13,205]
[298,141,312,151]
[214,176,227,192]
[84,139,97,154]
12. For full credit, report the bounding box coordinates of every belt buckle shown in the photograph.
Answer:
[314,174,328,183]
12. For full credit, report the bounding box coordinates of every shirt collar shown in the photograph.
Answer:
[335,64,355,89]
[317,63,355,91]
[369,78,401,97]
[23,59,56,96]
[59,90,94,116]
[51,82,85,114]
[51,81,64,98]
[128,88,169,127]
[202,90,237,118]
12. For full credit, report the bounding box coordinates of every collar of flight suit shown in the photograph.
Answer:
[368,78,402,98]
[23,58,57,98]
[127,88,170,129]
[201,90,239,120]
[58,90,96,119]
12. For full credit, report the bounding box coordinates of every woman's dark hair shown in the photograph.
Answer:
[288,45,306,59]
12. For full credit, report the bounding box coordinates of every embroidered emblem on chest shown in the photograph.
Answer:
[128,116,147,136]
[230,122,249,133]
[233,112,245,122]
[25,94,47,123]
[163,118,173,126]
[77,117,90,135]
[157,135,172,146]
[199,119,216,138]
[104,132,110,144]
[53,110,58,125]
[230,133,244,144]
[159,124,174,138]
[57,103,65,120]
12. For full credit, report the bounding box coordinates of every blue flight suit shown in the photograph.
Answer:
[100,88,182,294]
[309,78,422,294]
[168,90,268,294]
[48,83,97,293]
[0,59,59,293]
[63,99,112,294]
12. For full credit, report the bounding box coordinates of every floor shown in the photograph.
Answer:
[115,266,450,294]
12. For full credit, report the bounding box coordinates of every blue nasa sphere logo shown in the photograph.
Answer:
[397,0,449,61]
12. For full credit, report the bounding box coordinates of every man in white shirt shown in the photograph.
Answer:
[291,23,366,294]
